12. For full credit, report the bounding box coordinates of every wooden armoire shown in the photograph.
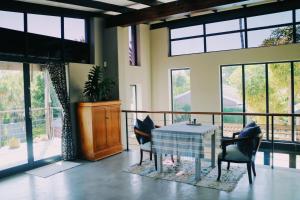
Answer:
[77,101,122,161]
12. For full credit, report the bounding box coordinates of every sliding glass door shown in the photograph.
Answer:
[0,61,62,174]
[0,62,28,171]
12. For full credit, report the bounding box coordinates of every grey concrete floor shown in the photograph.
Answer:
[1,150,300,200]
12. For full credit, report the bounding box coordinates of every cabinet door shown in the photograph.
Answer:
[92,107,107,151]
[106,105,121,147]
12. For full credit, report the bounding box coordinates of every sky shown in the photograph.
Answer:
[0,10,85,42]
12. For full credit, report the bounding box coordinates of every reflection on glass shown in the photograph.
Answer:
[171,38,203,56]
[295,63,300,141]
[268,63,292,141]
[0,11,24,31]
[64,17,85,42]
[206,32,245,52]
[171,69,191,123]
[206,19,244,34]
[222,66,243,137]
[170,25,203,39]
[28,14,61,38]
[247,11,292,28]
[245,64,267,138]
[0,62,28,170]
[30,64,62,161]
[248,26,293,48]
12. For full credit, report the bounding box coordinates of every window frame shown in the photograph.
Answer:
[169,9,300,56]
[220,60,300,143]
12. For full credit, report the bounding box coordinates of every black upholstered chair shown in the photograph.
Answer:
[217,130,263,184]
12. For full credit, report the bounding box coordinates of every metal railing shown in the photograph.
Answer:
[0,107,63,146]
[122,110,300,169]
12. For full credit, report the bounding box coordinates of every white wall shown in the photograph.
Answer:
[150,28,300,119]
[117,24,152,147]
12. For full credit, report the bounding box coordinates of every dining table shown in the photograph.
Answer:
[151,123,220,181]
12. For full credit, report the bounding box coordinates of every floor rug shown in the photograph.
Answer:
[125,158,246,192]
[26,161,81,178]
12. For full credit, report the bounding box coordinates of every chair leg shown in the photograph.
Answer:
[247,162,253,184]
[217,159,222,181]
[139,149,143,165]
[252,161,256,176]
[154,154,158,170]
[150,152,152,161]
[227,162,230,170]
[171,155,174,163]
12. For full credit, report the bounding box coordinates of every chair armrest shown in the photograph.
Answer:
[220,137,252,158]
[232,132,240,139]
[134,128,151,139]
[221,137,251,147]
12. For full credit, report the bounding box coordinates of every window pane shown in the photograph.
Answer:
[247,11,292,28]
[28,14,61,38]
[268,63,292,141]
[206,19,244,34]
[64,17,85,42]
[170,25,203,39]
[171,69,191,123]
[245,64,267,138]
[295,62,300,142]
[0,11,23,31]
[222,66,243,137]
[0,61,28,170]
[248,26,293,48]
[206,32,245,52]
[171,38,204,56]
[297,9,300,22]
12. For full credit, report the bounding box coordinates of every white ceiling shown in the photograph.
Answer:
[16,0,103,12]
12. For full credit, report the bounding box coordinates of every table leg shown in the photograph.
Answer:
[211,131,216,168]
[157,154,163,173]
[195,157,201,181]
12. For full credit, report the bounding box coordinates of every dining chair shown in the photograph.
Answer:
[217,126,262,184]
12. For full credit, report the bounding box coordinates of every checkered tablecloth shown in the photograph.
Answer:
[152,123,219,158]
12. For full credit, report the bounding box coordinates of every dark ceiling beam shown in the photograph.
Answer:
[0,1,106,18]
[106,0,247,27]
[129,0,162,6]
[150,0,300,29]
[46,0,134,13]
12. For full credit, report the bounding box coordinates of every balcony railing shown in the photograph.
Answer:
[122,110,300,169]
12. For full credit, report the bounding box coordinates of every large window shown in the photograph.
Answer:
[171,68,191,122]
[28,14,61,38]
[169,9,300,56]
[221,61,299,142]
[0,11,24,31]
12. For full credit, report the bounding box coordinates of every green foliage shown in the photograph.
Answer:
[83,65,103,102]
[172,71,190,96]
[31,74,45,108]
[83,65,115,102]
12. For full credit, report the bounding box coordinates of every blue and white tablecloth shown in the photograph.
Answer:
[152,123,219,158]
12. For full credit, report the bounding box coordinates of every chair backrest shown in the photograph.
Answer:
[251,133,263,158]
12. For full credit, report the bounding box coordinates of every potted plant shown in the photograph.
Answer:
[77,65,122,161]
[83,65,115,102]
